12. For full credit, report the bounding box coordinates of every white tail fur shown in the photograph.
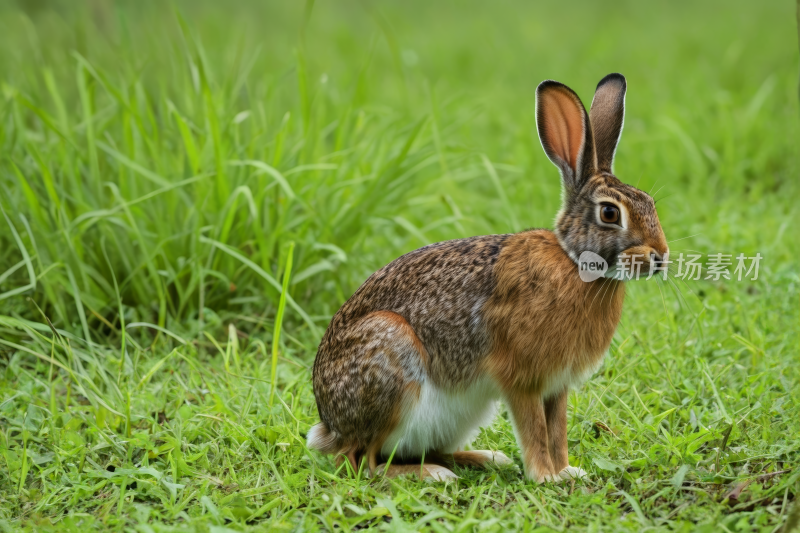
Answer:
[306,422,339,453]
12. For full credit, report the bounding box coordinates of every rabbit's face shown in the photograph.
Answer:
[555,172,668,277]
[535,74,668,279]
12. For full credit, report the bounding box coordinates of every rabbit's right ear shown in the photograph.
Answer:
[536,80,596,193]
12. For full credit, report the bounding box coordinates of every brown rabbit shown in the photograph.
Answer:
[308,73,668,482]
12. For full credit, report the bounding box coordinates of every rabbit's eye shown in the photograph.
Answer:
[600,204,620,225]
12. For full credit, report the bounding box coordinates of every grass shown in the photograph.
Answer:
[0,0,798,531]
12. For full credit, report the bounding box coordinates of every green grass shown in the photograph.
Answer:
[0,0,798,531]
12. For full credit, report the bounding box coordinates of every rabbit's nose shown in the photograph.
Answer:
[649,247,669,264]
[645,248,669,273]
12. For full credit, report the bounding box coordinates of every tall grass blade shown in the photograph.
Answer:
[270,242,294,406]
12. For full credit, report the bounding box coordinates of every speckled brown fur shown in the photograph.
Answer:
[309,73,668,482]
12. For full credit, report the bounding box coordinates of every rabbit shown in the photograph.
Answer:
[307,73,669,482]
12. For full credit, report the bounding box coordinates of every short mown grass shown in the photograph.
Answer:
[0,1,798,531]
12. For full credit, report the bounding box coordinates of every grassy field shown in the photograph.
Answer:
[0,0,798,531]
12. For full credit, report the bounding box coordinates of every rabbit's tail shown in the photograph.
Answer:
[306,422,340,454]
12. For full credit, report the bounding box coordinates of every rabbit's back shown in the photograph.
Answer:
[317,233,513,388]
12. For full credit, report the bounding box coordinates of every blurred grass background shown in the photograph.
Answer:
[0,0,798,531]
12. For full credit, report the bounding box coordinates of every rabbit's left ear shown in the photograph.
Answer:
[590,73,627,172]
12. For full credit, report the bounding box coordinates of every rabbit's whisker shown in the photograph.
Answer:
[597,274,617,309]
[588,275,613,309]
[651,184,667,202]
[654,277,670,319]
[584,275,611,304]
[654,192,676,205]
[647,177,662,196]
[666,233,702,244]
[667,276,696,319]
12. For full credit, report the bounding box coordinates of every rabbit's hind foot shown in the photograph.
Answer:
[450,450,514,468]
[375,463,459,482]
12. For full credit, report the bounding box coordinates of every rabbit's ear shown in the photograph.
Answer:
[589,73,626,172]
[536,80,596,192]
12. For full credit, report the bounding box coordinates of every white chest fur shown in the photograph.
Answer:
[381,376,500,459]
[540,354,606,399]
